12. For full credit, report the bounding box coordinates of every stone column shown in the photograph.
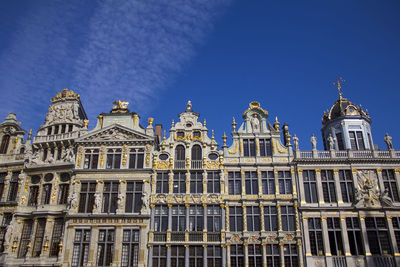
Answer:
[395,169,400,200]
[203,204,208,242]
[321,217,331,257]
[169,171,174,194]
[386,216,399,254]
[315,169,325,205]
[148,246,153,267]
[220,170,225,195]
[139,225,148,267]
[376,169,385,194]
[94,180,104,214]
[70,180,81,214]
[185,204,190,242]
[185,171,190,194]
[99,146,107,169]
[339,216,351,257]
[297,241,304,267]
[241,170,246,196]
[88,226,99,266]
[167,204,172,242]
[302,217,312,257]
[274,170,279,196]
[333,170,343,204]
[260,204,265,231]
[277,204,282,232]
[113,226,123,266]
[225,205,230,232]
[117,180,127,214]
[166,245,171,267]
[18,171,29,206]
[279,242,285,267]
[297,170,306,205]
[257,170,262,196]
[226,244,231,267]
[244,243,249,267]
[242,205,247,233]
[50,174,59,205]
[41,217,55,259]
[291,169,297,196]
[185,245,189,267]
[222,245,226,267]
[151,171,157,194]
[203,170,207,194]
[203,245,207,267]
[62,225,75,267]
[262,243,267,267]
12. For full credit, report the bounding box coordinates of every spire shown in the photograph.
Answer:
[232,117,237,132]
[334,77,345,100]
[186,100,192,110]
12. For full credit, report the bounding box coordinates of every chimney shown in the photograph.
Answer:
[155,124,162,140]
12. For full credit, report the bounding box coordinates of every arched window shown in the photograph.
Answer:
[191,145,202,161]
[175,145,185,161]
[0,135,10,154]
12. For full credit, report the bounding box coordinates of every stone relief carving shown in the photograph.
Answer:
[229,233,242,243]
[45,103,80,125]
[62,146,75,163]
[354,170,385,207]
[250,114,260,133]
[94,192,102,213]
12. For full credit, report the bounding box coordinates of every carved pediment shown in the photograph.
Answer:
[78,125,152,142]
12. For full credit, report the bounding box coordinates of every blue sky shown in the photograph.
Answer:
[0,1,400,150]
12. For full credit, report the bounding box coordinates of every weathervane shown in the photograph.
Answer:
[334,77,345,99]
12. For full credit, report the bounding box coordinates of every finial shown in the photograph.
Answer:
[211,130,215,140]
[232,117,237,132]
[171,120,174,127]
[147,117,154,127]
[222,132,227,146]
[186,100,192,110]
[83,120,89,128]
[203,119,206,127]
[163,130,166,141]
[334,77,345,99]
[274,116,280,131]
[28,129,32,140]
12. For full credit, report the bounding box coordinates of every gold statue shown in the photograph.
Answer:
[112,100,130,110]
[334,77,345,98]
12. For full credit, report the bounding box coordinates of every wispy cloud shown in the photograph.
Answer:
[0,0,230,131]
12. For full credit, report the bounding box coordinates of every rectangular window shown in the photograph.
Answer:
[321,170,337,203]
[106,149,121,169]
[97,229,115,266]
[278,171,292,194]
[78,182,96,213]
[243,139,256,157]
[152,245,167,267]
[102,181,119,213]
[71,229,91,267]
[382,169,400,202]
[264,206,278,231]
[327,217,343,256]
[156,172,169,194]
[207,246,222,267]
[349,131,365,150]
[247,244,262,267]
[246,206,260,231]
[125,181,143,213]
[189,246,203,267]
[189,205,204,231]
[18,220,33,258]
[0,173,5,201]
[129,148,144,169]
[259,139,273,156]
[245,171,258,195]
[230,245,244,267]
[171,246,185,267]
[228,171,241,195]
[33,218,46,257]
[392,217,400,255]
[84,149,99,169]
[7,171,19,201]
[172,205,186,231]
[309,218,324,256]
[207,172,220,193]
[41,184,52,205]
[28,185,39,206]
[346,217,364,255]
[121,229,139,267]
[284,244,298,267]
[229,206,243,232]
[58,183,69,205]
[261,171,275,195]
[50,219,64,257]
[173,172,186,194]
[303,170,318,203]
[339,170,354,203]
[266,244,280,267]
[154,206,168,232]
[281,206,295,231]
[366,217,392,255]
[207,205,221,232]
[336,132,344,150]
[190,172,203,194]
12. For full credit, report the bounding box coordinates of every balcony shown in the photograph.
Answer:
[296,149,400,160]
[189,232,203,242]
[153,232,167,242]
[171,232,185,242]
[371,256,395,267]
[174,160,185,169]
[174,160,203,169]
[191,160,202,169]
[332,256,347,267]
[33,131,80,143]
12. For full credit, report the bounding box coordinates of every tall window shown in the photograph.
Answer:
[71,229,91,267]
[309,218,324,256]
[248,244,262,267]
[41,184,52,205]
[191,145,202,160]
[261,171,275,195]
[50,219,64,257]
[173,172,186,193]
[7,171,19,201]
[18,220,33,258]
[190,172,203,194]
[189,246,203,267]
[284,244,298,267]
[349,131,365,150]
[58,173,70,205]
[207,205,221,232]
[281,206,295,231]
[266,244,280,267]
[207,172,220,193]
[0,173,5,200]
[172,205,186,231]
[189,205,204,231]
[321,170,337,203]
[366,217,392,255]
[336,133,344,150]
[78,182,96,213]
[346,217,364,255]
[243,139,256,157]
[125,181,143,213]
[207,246,222,267]
[392,217,400,255]
[121,229,139,267]
[129,148,144,169]
[231,245,244,267]
[327,217,343,255]
[278,171,292,194]
[246,206,260,231]
[229,206,243,232]
[84,149,99,169]
[259,139,272,156]
[156,172,169,194]
[228,171,241,195]
[154,206,168,232]
[303,170,317,203]
[152,246,167,267]
[106,148,121,169]
[33,219,46,257]
[339,170,354,203]
[175,145,185,164]
[382,169,400,202]
[28,186,39,206]
[103,181,119,213]
[245,171,258,195]
[171,246,185,267]
[0,135,10,154]
[264,206,278,231]
[97,229,115,266]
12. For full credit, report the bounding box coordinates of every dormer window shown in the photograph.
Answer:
[177,131,184,138]
[193,131,201,138]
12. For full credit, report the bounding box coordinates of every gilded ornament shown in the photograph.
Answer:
[100,154,104,168]
[228,140,239,154]
[122,153,127,167]
[146,154,150,166]
[273,139,287,154]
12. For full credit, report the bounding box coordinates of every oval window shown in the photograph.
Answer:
[60,173,71,182]
[31,175,41,184]
[208,153,219,160]
[44,173,54,182]
[159,154,169,161]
